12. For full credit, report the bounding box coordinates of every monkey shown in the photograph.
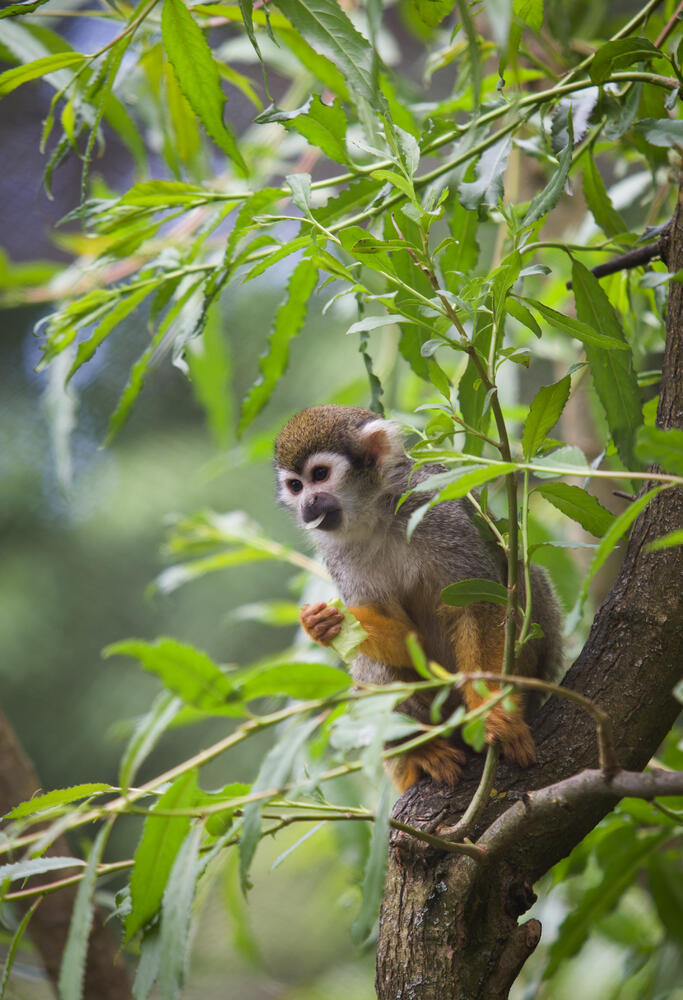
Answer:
[275,404,563,792]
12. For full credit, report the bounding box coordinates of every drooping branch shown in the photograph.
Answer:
[375,177,683,999]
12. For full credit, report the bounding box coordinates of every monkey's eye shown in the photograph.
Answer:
[287,479,303,494]
[311,466,329,483]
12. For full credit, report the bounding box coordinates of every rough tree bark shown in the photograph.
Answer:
[0,708,132,1000]
[375,181,683,1000]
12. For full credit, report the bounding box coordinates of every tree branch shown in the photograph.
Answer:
[375,172,683,999]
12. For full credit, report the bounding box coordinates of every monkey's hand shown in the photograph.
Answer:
[300,601,344,646]
[484,700,536,767]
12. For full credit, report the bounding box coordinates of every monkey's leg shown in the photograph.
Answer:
[389,740,466,792]
[450,603,536,767]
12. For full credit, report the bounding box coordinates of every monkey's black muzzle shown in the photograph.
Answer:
[302,492,342,532]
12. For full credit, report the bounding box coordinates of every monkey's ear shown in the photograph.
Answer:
[358,418,404,467]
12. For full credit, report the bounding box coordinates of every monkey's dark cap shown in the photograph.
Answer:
[275,405,378,473]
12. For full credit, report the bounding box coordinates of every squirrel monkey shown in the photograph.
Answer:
[275,405,563,792]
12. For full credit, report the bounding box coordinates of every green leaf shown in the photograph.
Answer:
[0,899,40,1000]
[238,660,351,700]
[634,426,683,476]
[571,260,643,468]
[567,486,666,630]
[347,313,408,334]
[132,929,161,1000]
[274,0,382,111]
[326,597,368,662]
[351,775,391,945]
[239,258,318,434]
[119,692,182,793]
[534,483,615,537]
[635,118,683,148]
[104,638,238,711]
[505,296,542,338]
[103,322,168,446]
[58,823,111,1000]
[582,158,626,238]
[648,528,683,552]
[68,285,154,380]
[590,37,660,85]
[648,852,683,948]
[544,831,667,977]
[522,376,571,459]
[441,578,508,606]
[186,300,233,449]
[462,716,486,751]
[518,295,631,351]
[158,824,203,1000]
[126,770,199,941]
[5,784,114,820]
[521,122,572,228]
[0,857,86,884]
[0,52,84,95]
[275,94,350,165]
[287,171,312,212]
[0,0,50,17]
[514,0,543,31]
[412,0,454,28]
[459,135,512,210]
[161,0,247,172]
[239,716,320,892]
[428,463,517,501]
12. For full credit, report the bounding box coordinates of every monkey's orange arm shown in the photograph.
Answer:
[347,605,417,667]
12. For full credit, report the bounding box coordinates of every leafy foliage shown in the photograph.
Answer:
[1,1,682,997]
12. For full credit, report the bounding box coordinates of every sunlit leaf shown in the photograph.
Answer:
[0,52,84,95]
[126,770,199,941]
[161,0,247,172]
[4,784,114,821]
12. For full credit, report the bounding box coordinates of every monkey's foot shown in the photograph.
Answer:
[485,705,536,767]
[300,601,344,645]
[391,738,466,793]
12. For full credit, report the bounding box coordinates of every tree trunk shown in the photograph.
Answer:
[0,708,132,1000]
[375,182,683,999]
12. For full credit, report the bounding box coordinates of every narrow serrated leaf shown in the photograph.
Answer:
[522,376,571,459]
[126,770,199,941]
[132,929,161,1000]
[158,825,203,1000]
[161,0,247,172]
[119,692,182,793]
[0,857,86,884]
[521,123,572,228]
[351,776,390,944]
[582,158,626,237]
[0,52,84,95]
[5,784,114,821]
[571,260,643,468]
[519,295,630,351]
[58,823,111,1000]
[459,135,512,210]
[239,716,319,892]
[239,259,317,434]
[274,0,382,111]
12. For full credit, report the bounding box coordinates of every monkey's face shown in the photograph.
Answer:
[276,451,363,536]
[275,409,407,544]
